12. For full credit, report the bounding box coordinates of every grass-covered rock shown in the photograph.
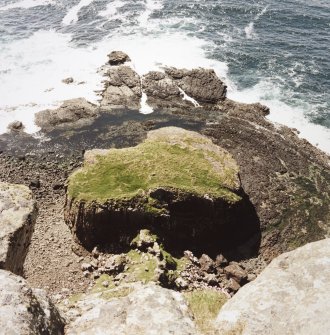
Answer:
[65,127,260,254]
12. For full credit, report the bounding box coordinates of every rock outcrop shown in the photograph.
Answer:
[0,182,37,274]
[215,239,330,335]
[65,127,260,253]
[65,283,199,335]
[101,66,142,109]
[108,51,131,66]
[0,270,65,335]
[35,98,98,131]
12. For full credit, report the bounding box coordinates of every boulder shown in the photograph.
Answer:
[0,270,65,335]
[65,284,199,335]
[101,66,142,109]
[142,71,189,109]
[62,77,74,84]
[0,182,37,274]
[108,51,131,66]
[7,120,24,133]
[64,127,260,252]
[215,239,330,335]
[35,98,98,131]
[224,263,247,284]
[165,67,227,103]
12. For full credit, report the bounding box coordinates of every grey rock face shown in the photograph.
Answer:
[0,270,65,335]
[35,98,98,131]
[0,182,37,274]
[165,67,227,103]
[66,284,199,335]
[108,51,131,66]
[215,239,330,335]
[101,66,142,109]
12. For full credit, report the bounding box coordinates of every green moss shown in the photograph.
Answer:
[67,128,240,203]
[126,250,158,283]
[91,274,115,293]
[184,289,227,334]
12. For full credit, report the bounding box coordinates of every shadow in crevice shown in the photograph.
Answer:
[74,188,260,263]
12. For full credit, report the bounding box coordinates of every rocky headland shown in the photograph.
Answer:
[0,51,329,334]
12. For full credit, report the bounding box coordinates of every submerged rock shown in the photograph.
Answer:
[0,182,37,274]
[35,98,98,131]
[0,270,65,335]
[108,51,131,66]
[215,239,330,335]
[64,127,259,252]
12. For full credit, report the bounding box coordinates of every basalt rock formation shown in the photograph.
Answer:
[64,127,260,255]
[0,182,37,274]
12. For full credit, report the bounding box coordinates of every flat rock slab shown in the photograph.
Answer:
[0,182,37,274]
[66,284,199,335]
[0,270,64,335]
[215,238,330,335]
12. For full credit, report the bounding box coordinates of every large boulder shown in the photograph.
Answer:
[101,66,142,109]
[215,239,330,335]
[35,98,98,131]
[165,67,227,103]
[64,127,260,252]
[0,270,65,335]
[0,182,37,274]
[65,283,199,335]
[108,51,131,66]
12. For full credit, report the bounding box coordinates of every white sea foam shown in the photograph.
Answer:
[98,0,124,18]
[245,5,269,39]
[179,88,200,107]
[139,92,154,114]
[138,0,164,27]
[62,0,95,26]
[0,0,54,11]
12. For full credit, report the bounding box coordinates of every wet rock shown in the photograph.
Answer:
[108,51,131,66]
[0,182,37,274]
[101,66,141,109]
[62,77,74,84]
[35,98,98,131]
[7,120,24,133]
[66,284,198,335]
[215,239,330,335]
[0,270,65,335]
[165,67,227,103]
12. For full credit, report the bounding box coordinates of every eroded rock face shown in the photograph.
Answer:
[165,67,227,103]
[64,127,260,253]
[108,51,131,66]
[215,239,330,335]
[0,182,37,274]
[65,284,199,335]
[0,270,65,335]
[101,66,142,109]
[35,98,98,131]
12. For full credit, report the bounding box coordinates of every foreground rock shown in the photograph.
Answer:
[0,270,65,335]
[65,127,260,253]
[215,239,330,335]
[35,98,98,131]
[108,50,131,65]
[65,283,199,335]
[0,182,37,274]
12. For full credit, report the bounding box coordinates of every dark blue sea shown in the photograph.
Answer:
[0,0,329,152]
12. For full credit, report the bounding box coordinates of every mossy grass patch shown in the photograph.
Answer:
[67,127,240,203]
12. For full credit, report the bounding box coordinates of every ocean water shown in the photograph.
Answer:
[0,0,329,153]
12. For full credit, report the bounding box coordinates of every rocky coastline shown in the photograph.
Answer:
[0,51,329,334]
